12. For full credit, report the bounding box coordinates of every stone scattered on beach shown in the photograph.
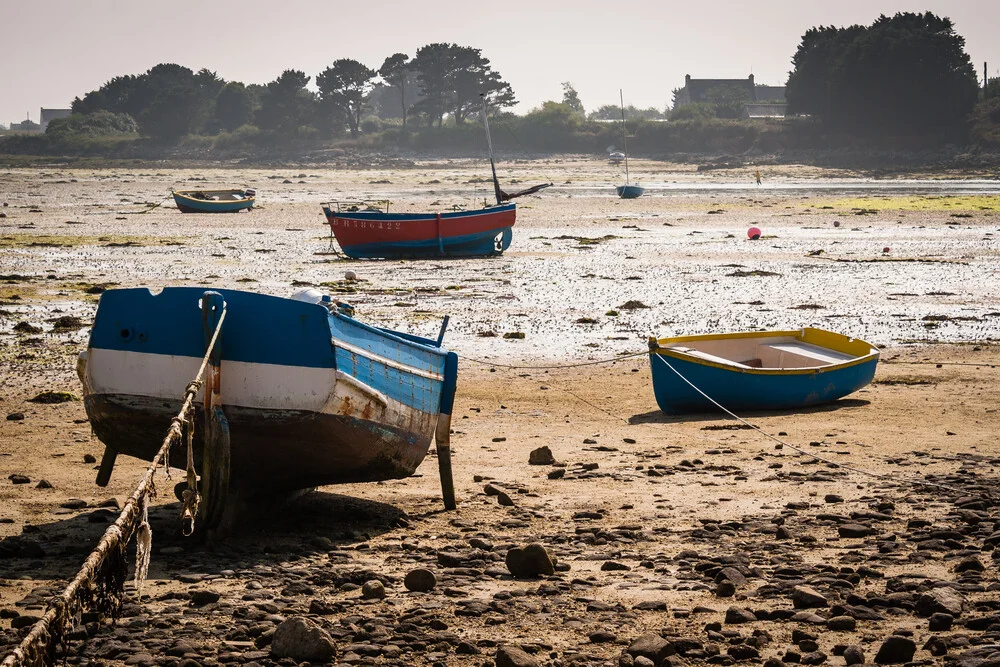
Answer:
[495,645,540,667]
[725,607,757,624]
[916,587,963,617]
[189,589,220,606]
[838,523,872,538]
[528,446,555,465]
[35,479,52,489]
[626,632,674,664]
[874,635,916,664]
[270,617,336,662]
[361,580,385,599]
[843,645,866,665]
[791,585,828,609]
[404,568,436,592]
[505,543,555,578]
[6,413,25,421]
[8,474,30,485]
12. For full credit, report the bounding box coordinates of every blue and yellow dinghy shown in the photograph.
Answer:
[77,287,458,497]
[648,328,879,414]
[172,188,255,213]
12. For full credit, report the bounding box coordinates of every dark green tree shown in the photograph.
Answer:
[786,12,979,134]
[316,59,376,136]
[72,74,144,117]
[408,43,515,126]
[378,53,411,127]
[986,77,1000,100]
[561,82,585,116]
[255,70,316,136]
[408,43,457,127]
[213,82,254,132]
[785,25,865,119]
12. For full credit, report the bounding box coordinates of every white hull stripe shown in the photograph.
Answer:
[334,339,444,381]
[87,348,335,412]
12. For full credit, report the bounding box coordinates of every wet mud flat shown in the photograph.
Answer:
[0,161,999,666]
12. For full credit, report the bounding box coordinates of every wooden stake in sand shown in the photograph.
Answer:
[1,298,227,667]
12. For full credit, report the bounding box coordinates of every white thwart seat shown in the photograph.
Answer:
[668,346,752,369]
[765,342,856,364]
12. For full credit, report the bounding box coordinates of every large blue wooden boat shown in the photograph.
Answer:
[77,287,458,496]
[648,328,879,414]
[173,189,255,213]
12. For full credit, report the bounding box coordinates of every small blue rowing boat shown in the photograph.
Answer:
[173,188,255,213]
[648,328,879,414]
[77,287,458,501]
[616,184,645,199]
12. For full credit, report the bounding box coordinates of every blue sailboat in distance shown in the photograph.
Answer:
[616,89,644,199]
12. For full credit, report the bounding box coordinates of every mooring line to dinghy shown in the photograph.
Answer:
[463,350,647,371]
[651,354,992,499]
[0,302,228,667]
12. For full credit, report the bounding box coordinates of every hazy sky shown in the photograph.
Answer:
[3,0,998,125]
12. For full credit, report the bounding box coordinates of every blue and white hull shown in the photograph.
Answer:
[79,288,458,493]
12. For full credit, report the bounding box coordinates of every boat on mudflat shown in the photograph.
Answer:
[614,90,644,200]
[77,287,458,495]
[648,328,879,414]
[173,188,255,213]
[322,95,549,259]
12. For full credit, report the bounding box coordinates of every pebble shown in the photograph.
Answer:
[843,645,865,665]
[404,568,437,592]
[270,617,336,662]
[360,580,385,599]
[505,544,555,578]
[496,644,540,667]
[873,635,916,664]
[528,446,555,465]
[791,585,828,609]
[626,632,674,664]
[724,607,757,624]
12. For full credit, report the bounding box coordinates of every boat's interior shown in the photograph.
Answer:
[182,190,249,201]
[663,335,862,370]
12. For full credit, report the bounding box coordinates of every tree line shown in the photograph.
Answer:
[68,43,518,140]
[10,12,997,153]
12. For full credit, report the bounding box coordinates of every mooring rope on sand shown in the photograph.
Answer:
[465,344,994,499]
[463,350,647,370]
[651,353,992,499]
[1,306,227,667]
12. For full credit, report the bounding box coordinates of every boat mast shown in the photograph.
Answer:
[620,89,631,187]
[480,94,503,205]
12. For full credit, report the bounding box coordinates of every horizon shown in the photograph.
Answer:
[3,0,999,127]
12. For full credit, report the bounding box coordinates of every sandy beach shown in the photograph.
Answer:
[1,159,999,666]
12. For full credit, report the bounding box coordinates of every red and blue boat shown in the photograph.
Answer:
[323,96,549,259]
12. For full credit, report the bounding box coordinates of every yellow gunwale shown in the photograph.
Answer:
[648,328,879,376]
[173,190,254,204]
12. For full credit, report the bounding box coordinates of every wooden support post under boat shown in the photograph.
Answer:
[199,291,232,534]
[435,351,459,510]
[95,446,118,487]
